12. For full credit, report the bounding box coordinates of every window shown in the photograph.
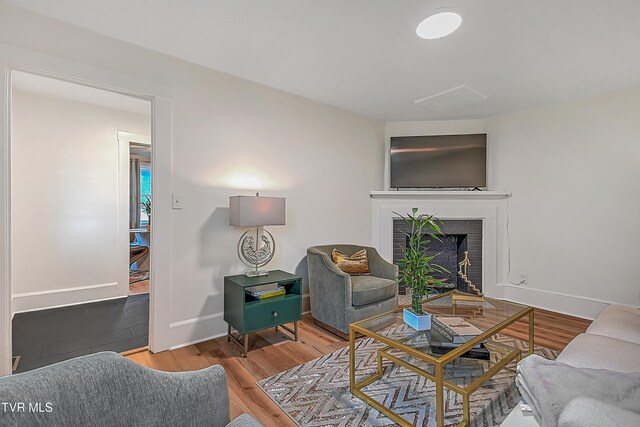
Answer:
[140,164,151,225]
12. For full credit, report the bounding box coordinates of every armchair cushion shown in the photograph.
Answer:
[352,276,397,307]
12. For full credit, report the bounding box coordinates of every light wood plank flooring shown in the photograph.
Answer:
[126,308,591,426]
[128,280,150,295]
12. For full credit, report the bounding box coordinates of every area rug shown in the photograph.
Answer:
[257,326,557,427]
[129,269,150,284]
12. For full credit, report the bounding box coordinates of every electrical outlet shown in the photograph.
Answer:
[520,273,528,285]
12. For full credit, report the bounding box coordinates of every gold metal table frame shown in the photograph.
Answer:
[349,291,534,427]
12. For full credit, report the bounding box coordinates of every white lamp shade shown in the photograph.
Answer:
[229,195,286,226]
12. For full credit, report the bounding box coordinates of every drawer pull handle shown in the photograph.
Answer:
[272,311,278,317]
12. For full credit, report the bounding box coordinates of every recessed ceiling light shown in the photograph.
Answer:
[416,11,462,40]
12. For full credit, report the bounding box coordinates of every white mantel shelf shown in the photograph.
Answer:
[370,191,512,200]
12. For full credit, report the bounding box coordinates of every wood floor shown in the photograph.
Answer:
[128,279,150,295]
[126,308,591,426]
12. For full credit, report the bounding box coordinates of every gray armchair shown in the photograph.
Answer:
[0,352,262,427]
[307,244,398,339]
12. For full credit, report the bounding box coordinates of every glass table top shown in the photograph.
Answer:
[352,292,531,363]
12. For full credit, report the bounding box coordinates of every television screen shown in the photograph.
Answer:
[390,134,487,189]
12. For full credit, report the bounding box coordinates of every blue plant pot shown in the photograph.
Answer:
[403,308,432,331]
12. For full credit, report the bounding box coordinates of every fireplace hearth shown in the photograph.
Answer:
[393,219,482,295]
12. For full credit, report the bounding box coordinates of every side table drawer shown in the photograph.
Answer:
[244,296,301,332]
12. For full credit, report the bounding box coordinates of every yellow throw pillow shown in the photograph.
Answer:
[332,248,370,275]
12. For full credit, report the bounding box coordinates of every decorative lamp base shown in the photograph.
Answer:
[403,308,432,331]
[237,228,276,278]
[244,270,269,277]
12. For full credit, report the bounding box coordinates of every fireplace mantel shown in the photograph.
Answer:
[371,190,511,300]
[370,191,511,200]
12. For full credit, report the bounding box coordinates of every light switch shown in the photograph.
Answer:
[172,194,183,210]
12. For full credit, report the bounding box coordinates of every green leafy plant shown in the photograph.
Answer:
[141,196,152,216]
[395,208,449,315]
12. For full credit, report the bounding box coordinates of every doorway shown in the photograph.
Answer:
[122,132,152,296]
[9,71,152,372]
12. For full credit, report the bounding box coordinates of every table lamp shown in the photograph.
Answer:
[229,193,286,277]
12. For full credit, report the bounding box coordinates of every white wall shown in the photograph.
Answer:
[11,89,150,312]
[0,3,384,350]
[487,87,640,317]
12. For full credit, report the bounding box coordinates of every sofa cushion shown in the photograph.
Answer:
[351,275,396,307]
[557,333,640,372]
[558,397,640,427]
[516,354,640,427]
[586,304,640,345]
[501,394,640,427]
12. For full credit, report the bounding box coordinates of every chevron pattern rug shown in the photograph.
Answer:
[258,327,557,427]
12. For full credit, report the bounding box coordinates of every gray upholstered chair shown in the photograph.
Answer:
[307,244,398,339]
[0,352,262,427]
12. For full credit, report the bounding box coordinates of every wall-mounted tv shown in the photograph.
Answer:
[390,134,487,189]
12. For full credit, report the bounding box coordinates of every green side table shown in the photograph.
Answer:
[224,270,302,357]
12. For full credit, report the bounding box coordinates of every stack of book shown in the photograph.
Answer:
[430,316,490,360]
[246,284,285,300]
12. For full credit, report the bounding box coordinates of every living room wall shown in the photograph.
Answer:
[0,3,384,349]
[487,86,640,317]
[387,87,640,318]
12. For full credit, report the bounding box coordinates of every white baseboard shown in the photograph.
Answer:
[302,293,310,313]
[166,293,312,350]
[12,282,126,313]
[498,283,626,320]
[168,312,227,350]
[168,331,227,351]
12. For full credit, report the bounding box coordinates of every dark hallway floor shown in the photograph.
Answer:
[12,294,148,373]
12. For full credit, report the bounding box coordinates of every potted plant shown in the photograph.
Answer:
[396,208,449,330]
[141,196,152,231]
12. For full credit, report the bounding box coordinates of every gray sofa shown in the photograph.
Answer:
[501,304,640,426]
[307,244,398,338]
[0,352,262,427]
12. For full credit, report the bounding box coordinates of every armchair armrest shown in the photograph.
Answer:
[307,247,350,279]
[367,248,399,281]
[307,247,352,309]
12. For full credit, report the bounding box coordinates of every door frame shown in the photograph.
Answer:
[0,43,173,375]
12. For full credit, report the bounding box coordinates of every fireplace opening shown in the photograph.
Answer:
[393,219,482,295]
[421,233,467,288]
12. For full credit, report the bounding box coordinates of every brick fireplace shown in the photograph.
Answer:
[393,219,482,295]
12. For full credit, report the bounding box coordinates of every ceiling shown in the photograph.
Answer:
[6,0,640,121]
[12,71,151,115]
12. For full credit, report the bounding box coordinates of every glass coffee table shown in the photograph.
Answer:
[349,291,534,427]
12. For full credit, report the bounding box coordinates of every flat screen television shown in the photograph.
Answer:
[390,134,487,189]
